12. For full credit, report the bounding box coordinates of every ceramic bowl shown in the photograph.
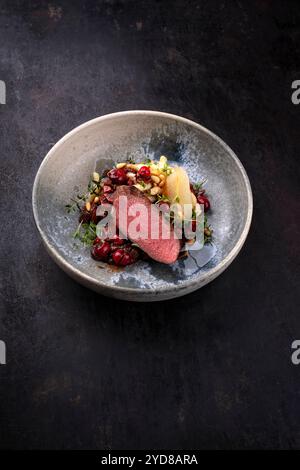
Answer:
[32,111,253,301]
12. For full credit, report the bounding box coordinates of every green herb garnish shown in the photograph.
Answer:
[193,179,207,191]
[73,221,97,246]
[65,194,88,213]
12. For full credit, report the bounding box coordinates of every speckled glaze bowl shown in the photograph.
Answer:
[32,111,253,301]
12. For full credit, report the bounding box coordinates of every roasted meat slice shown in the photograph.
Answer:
[112,186,180,264]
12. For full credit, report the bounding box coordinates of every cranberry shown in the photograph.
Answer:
[112,249,125,265]
[108,168,127,184]
[120,253,133,266]
[138,166,151,180]
[197,195,210,212]
[91,241,111,261]
[109,234,124,245]
[111,249,134,266]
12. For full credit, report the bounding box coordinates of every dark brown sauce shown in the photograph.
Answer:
[100,263,124,273]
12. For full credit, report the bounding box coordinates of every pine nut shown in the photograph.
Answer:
[116,162,126,169]
[150,186,162,196]
[127,163,138,171]
[92,172,100,182]
[151,175,160,184]
[94,196,99,203]
[86,202,91,211]
[134,183,146,192]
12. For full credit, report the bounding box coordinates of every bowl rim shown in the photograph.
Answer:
[32,110,253,297]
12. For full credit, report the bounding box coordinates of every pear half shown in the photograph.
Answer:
[164,166,194,219]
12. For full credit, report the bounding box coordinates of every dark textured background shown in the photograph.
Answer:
[0,0,299,450]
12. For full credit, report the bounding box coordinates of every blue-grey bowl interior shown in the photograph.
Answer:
[32,111,253,301]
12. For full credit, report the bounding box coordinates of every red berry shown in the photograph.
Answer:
[93,237,102,245]
[138,166,151,180]
[112,248,125,265]
[111,248,134,266]
[91,241,111,261]
[197,195,210,212]
[108,168,127,184]
[120,253,133,266]
[110,234,124,245]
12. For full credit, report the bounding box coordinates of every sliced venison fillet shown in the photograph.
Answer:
[112,186,180,264]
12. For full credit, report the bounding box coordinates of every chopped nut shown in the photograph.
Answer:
[92,172,100,182]
[159,173,165,180]
[116,162,126,169]
[150,186,162,196]
[151,175,160,184]
[85,202,91,211]
[126,163,138,171]
[134,183,146,192]
[94,196,99,203]
[127,172,136,180]
[159,180,165,187]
